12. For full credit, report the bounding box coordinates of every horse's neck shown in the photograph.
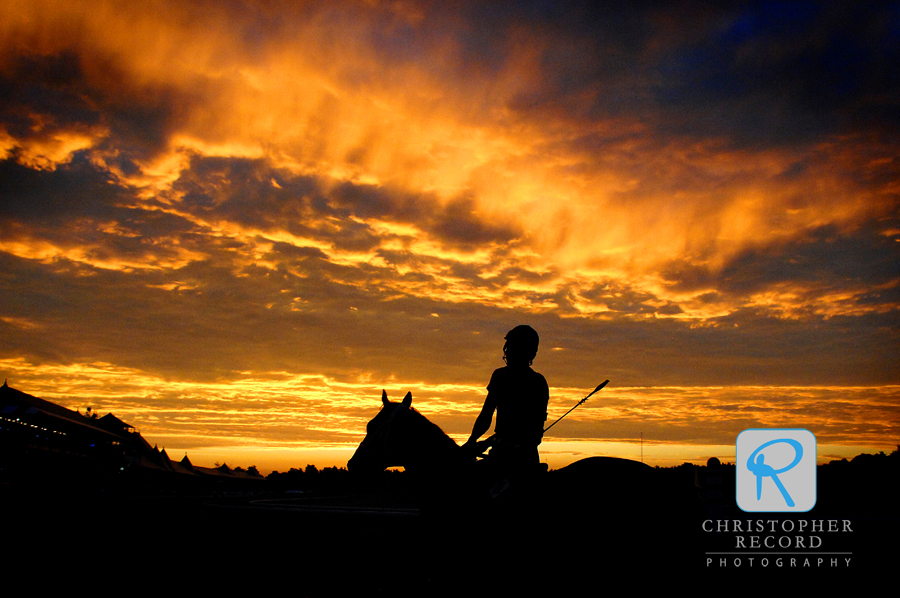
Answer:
[402,410,460,472]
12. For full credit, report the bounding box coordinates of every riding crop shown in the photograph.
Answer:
[543,380,609,433]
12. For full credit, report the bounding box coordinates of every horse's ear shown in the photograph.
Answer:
[401,391,412,408]
[382,389,389,406]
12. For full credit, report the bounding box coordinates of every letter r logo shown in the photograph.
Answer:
[736,429,817,512]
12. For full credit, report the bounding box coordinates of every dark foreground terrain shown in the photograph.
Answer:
[4,455,896,596]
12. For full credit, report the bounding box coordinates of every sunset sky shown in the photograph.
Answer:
[1,1,897,472]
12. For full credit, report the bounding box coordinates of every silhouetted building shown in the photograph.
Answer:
[0,382,261,490]
[1,381,134,470]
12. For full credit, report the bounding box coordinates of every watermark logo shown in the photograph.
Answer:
[736,429,816,512]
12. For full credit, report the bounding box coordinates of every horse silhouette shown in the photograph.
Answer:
[349,390,701,585]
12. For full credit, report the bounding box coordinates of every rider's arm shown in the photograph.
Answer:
[535,373,550,443]
[464,393,497,445]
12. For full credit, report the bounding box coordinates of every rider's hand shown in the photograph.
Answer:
[460,439,478,457]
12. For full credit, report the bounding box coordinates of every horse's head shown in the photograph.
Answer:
[348,390,414,474]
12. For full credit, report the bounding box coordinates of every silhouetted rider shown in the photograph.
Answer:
[463,325,549,484]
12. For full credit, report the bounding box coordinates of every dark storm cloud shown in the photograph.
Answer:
[0,152,208,272]
[172,156,334,229]
[0,153,122,224]
[662,218,900,302]
[470,1,900,149]
[646,2,900,149]
[171,155,521,251]
[580,279,684,315]
[0,51,101,139]
[172,158,391,252]
[0,48,191,162]
[331,181,521,249]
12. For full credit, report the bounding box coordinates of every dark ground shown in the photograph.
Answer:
[3,454,896,595]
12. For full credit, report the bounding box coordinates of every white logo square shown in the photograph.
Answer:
[736,428,817,512]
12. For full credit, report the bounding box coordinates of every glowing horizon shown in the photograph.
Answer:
[2,357,895,473]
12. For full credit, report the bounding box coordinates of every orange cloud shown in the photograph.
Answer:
[2,2,894,319]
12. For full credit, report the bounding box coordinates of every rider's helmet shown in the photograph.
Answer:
[503,325,539,365]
